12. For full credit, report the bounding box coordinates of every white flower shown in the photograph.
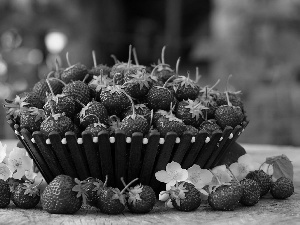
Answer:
[7,147,33,180]
[210,165,232,185]
[155,161,188,190]
[0,141,7,163]
[0,163,12,181]
[229,154,261,181]
[187,164,213,190]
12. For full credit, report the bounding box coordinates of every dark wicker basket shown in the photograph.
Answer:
[7,116,248,193]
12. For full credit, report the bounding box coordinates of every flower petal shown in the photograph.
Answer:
[211,165,232,184]
[155,170,171,183]
[0,163,12,181]
[166,161,182,174]
[238,154,253,165]
[0,142,7,163]
[229,162,248,181]
[193,169,213,189]
[21,156,33,171]
[166,199,174,208]
[159,191,169,201]
[12,168,25,180]
[173,169,188,182]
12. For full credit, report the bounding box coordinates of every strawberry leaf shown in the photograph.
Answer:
[265,154,293,181]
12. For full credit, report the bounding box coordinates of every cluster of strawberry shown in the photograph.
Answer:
[0,178,41,209]
[160,168,294,212]
[41,175,156,214]
[4,46,246,139]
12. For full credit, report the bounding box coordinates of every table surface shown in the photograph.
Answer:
[0,139,299,225]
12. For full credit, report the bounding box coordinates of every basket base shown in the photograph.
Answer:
[217,142,246,166]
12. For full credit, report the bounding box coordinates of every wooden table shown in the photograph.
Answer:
[0,139,299,225]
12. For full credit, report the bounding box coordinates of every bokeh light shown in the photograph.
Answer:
[45,31,68,54]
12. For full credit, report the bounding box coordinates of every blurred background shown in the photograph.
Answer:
[0,0,300,146]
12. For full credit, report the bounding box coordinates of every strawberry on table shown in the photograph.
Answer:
[41,175,83,214]
[240,178,261,206]
[270,177,294,199]
[0,179,11,208]
[167,181,201,212]
[96,178,138,215]
[81,176,106,207]
[11,182,40,209]
[245,170,272,197]
[126,184,156,214]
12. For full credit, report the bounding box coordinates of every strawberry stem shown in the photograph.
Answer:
[175,57,180,77]
[149,109,154,127]
[103,175,108,187]
[120,177,138,195]
[46,71,55,79]
[208,79,220,93]
[110,54,119,64]
[121,90,136,119]
[66,52,71,67]
[48,77,67,87]
[195,67,201,83]
[161,46,166,65]
[127,44,132,68]
[45,79,55,97]
[92,50,97,68]
[74,99,86,108]
[82,74,90,83]
[132,47,139,66]
[225,75,233,106]
[82,113,100,124]
[163,74,175,88]
[226,165,240,185]
[209,169,222,185]
[120,177,133,193]
[55,58,60,73]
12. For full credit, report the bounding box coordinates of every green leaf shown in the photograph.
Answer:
[265,154,293,181]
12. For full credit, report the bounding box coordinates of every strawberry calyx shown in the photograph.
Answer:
[111,188,126,206]
[184,99,208,121]
[167,181,189,206]
[127,184,143,206]
[118,177,139,205]
[22,181,40,197]
[28,107,46,122]
[173,72,198,91]
[3,95,30,119]
[72,178,88,205]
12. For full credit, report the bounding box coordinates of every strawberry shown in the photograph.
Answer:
[119,94,149,136]
[20,107,45,133]
[84,122,109,137]
[126,184,156,214]
[0,179,11,208]
[32,77,64,101]
[172,70,200,101]
[40,113,74,137]
[44,94,75,118]
[61,53,88,83]
[79,100,109,128]
[151,46,175,82]
[122,70,152,99]
[99,79,131,117]
[152,109,169,127]
[175,99,207,127]
[121,104,151,123]
[167,181,201,212]
[215,92,244,112]
[6,177,24,193]
[199,120,222,136]
[156,108,186,137]
[198,83,219,119]
[88,73,111,100]
[208,182,243,211]
[11,182,40,209]
[4,92,44,121]
[62,80,91,112]
[240,178,261,206]
[245,170,271,197]
[185,125,199,136]
[41,175,82,214]
[96,178,138,215]
[81,177,105,207]
[146,76,175,111]
[270,177,294,199]
[214,90,244,129]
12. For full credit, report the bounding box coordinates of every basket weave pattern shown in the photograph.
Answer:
[7,117,248,193]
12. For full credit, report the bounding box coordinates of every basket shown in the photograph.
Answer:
[7,115,248,193]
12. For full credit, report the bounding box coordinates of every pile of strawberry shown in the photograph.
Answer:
[4,46,246,139]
